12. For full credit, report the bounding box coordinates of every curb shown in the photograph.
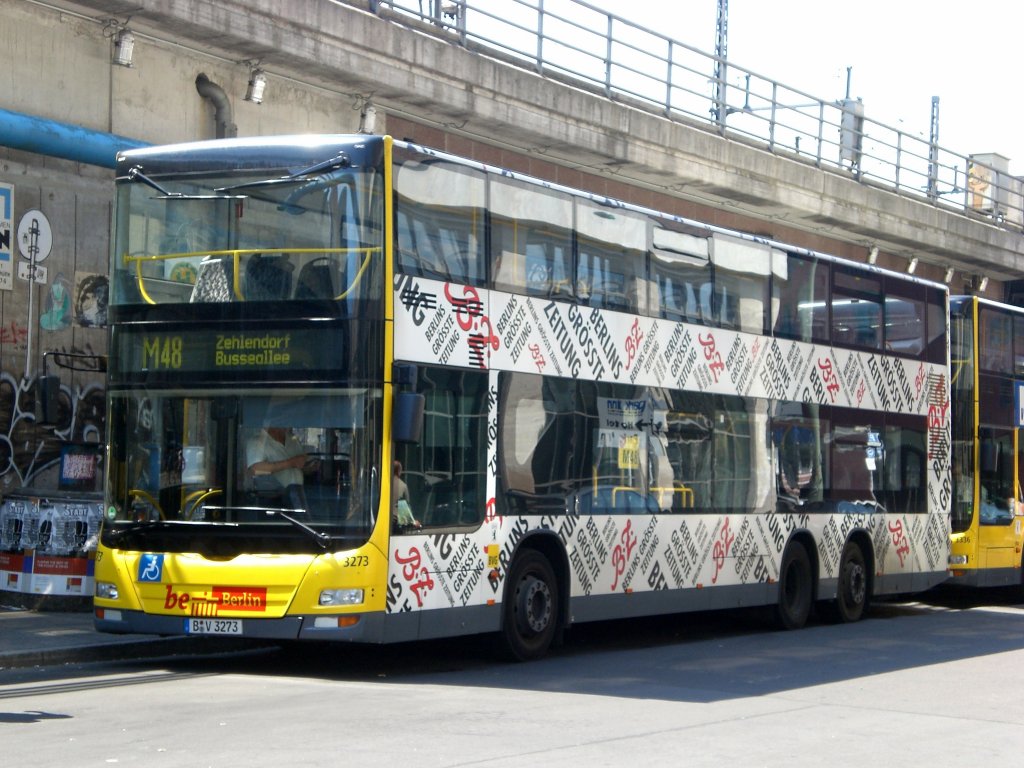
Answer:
[0,636,271,670]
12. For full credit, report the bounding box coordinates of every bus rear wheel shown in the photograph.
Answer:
[833,542,868,623]
[500,550,559,662]
[775,542,812,630]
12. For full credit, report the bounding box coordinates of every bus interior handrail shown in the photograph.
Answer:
[123,246,380,304]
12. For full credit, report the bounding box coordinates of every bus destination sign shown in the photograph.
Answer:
[111,328,333,379]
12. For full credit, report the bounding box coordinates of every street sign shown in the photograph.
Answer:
[0,183,12,291]
[17,261,47,284]
[17,210,52,262]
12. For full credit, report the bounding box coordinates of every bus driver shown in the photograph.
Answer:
[246,427,310,513]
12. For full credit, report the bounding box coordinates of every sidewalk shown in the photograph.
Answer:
[0,604,260,670]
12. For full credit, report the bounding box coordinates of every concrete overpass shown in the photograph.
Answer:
[3,0,1024,308]
[13,0,1017,290]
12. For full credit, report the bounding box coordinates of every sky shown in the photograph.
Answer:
[587,0,1024,175]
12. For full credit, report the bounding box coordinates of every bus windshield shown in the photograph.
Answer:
[104,137,388,555]
[106,387,382,553]
[112,137,384,307]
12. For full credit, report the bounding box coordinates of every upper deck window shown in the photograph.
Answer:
[112,143,384,309]
[386,142,948,363]
[1014,315,1024,377]
[980,306,1014,373]
[576,199,646,313]
[772,253,830,344]
[831,267,883,351]
[394,149,486,287]
[710,233,774,334]
[490,175,574,299]
[649,221,712,324]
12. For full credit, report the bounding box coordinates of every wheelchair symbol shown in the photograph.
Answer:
[137,554,164,582]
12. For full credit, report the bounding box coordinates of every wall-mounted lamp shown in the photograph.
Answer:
[867,246,879,265]
[906,257,918,274]
[944,267,955,284]
[113,27,135,67]
[358,102,378,134]
[244,67,267,104]
[978,276,989,292]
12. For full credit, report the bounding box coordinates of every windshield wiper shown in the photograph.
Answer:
[264,509,332,551]
[105,519,197,544]
[127,166,174,195]
[107,511,332,551]
[126,166,247,200]
[215,152,351,194]
[291,153,352,178]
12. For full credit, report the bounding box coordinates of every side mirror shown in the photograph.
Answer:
[980,441,999,474]
[392,363,423,443]
[393,392,425,444]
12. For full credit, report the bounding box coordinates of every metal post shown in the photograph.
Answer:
[454,0,467,45]
[816,102,824,167]
[604,14,613,98]
[23,218,39,377]
[895,133,903,191]
[536,0,544,74]
[927,96,940,200]
[711,0,728,128]
[665,40,673,117]
[962,158,971,214]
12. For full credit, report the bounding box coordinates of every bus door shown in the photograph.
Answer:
[977,427,1019,570]
[1013,426,1024,564]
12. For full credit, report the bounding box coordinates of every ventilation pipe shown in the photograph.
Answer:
[195,73,237,139]
[0,108,147,168]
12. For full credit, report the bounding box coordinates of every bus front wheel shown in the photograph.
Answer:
[775,542,812,630]
[500,550,559,662]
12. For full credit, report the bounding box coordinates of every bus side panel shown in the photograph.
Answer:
[387,510,949,631]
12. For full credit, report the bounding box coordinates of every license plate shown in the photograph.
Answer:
[184,618,242,635]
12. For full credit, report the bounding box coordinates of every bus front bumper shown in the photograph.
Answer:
[93,608,387,642]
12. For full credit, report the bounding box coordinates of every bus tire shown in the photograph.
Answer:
[1019,557,1024,602]
[500,550,559,662]
[832,541,869,623]
[775,541,812,630]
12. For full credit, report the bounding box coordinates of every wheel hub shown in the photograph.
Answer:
[845,561,866,605]
[518,575,551,634]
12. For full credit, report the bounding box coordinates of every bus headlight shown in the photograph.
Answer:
[319,588,364,606]
[949,554,969,566]
[96,581,120,600]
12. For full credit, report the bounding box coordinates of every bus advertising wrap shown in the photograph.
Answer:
[387,276,950,615]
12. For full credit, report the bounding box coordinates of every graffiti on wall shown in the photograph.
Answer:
[75,273,109,328]
[0,347,105,489]
[0,176,109,491]
[40,272,73,331]
[0,322,28,350]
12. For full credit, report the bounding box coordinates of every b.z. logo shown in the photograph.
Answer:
[137,554,164,582]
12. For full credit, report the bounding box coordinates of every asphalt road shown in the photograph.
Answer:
[2,589,1024,767]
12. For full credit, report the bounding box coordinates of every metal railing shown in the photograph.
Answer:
[367,0,1023,234]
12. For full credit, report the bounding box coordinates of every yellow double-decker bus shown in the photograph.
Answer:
[94,135,951,659]
[949,296,1024,587]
